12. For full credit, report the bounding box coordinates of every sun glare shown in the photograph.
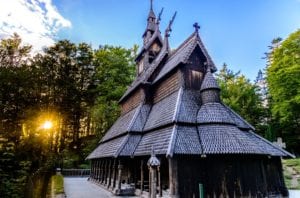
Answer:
[42,121,53,129]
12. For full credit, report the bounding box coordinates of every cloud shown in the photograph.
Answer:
[0,0,71,52]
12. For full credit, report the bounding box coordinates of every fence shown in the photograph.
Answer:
[61,169,90,177]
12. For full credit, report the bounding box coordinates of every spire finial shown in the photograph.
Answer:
[193,22,200,33]
[165,11,177,37]
[150,0,153,11]
[157,7,164,24]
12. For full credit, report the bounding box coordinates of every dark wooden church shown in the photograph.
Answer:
[87,2,293,197]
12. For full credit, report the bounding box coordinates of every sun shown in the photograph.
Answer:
[42,121,53,129]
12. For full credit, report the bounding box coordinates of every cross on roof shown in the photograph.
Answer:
[273,137,286,149]
[193,22,200,32]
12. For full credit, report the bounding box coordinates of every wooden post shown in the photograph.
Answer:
[140,160,144,194]
[149,166,151,196]
[94,160,98,181]
[168,157,179,198]
[98,160,101,181]
[150,166,157,198]
[99,160,103,182]
[103,160,107,184]
[147,148,161,198]
[158,166,162,197]
[111,159,117,190]
[90,160,94,180]
[107,159,112,187]
[115,160,123,195]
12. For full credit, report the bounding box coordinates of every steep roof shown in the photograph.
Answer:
[119,35,168,102]
[101,103,150,142]
[153,32,217,83]
[200,68,220,91]
[88,85,294,159]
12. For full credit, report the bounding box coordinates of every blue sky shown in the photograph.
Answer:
[1,0,300,80]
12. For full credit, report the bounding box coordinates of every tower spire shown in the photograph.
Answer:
[143,0,158,44]
[157,7,164,25]
[150,0,153,11]
[165,12,177,38]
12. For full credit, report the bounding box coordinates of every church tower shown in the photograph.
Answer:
[135,0,163,75]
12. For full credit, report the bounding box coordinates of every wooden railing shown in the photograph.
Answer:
[61,169,90,177]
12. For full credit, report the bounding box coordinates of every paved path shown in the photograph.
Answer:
[290,190,300,198]
[64,177,113,198]
[64,177,300,198]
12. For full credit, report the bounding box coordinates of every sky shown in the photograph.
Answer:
[0,0,300,81]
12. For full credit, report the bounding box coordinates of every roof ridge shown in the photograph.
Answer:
[167,32,197,63]
[127,103,143,131]
[172,87,183,122]
[114,135,130,157]
[247,130,295,158]
[222,104,255,130]
[170,32,197,57]
[166,125,178,157]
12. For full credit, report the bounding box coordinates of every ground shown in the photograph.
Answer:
[63,177,300,198]
[283,158,300,189]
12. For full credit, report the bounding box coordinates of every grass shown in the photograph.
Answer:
[282,158,300,190]
[51,174,64,194]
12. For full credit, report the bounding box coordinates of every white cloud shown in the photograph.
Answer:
[0,0,71,52]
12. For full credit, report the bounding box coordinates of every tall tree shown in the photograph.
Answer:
[92,45,136,138]
[34,40,94,150]
[0,34,37,198]
[266,30,300,152]
[216,64,265,135]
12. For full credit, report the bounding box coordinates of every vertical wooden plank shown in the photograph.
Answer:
[107,159,112,187]
[168,157,179,198]
[158,166,162,197]
[141,159,144,194]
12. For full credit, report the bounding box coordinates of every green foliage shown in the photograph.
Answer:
[0,34,137,196]
[216,64,265,135]
[92,45,136,137]
[0,140,31,197]
[266,30,300,151]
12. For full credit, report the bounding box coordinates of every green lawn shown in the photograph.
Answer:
[282,158,300,189]
[51,174,64,194]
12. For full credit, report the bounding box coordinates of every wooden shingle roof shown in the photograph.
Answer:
[88,18,294,159]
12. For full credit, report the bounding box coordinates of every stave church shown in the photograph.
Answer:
[87,1,293,197]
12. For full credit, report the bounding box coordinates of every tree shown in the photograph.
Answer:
[92,45,136,138]
[216,64,265,135]
[266,30,300,152]
[34,40,95,150]
[0,34,37,198]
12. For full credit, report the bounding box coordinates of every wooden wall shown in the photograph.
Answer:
[176,155,288,198]
[153,70,180,104]
[121,89,143,114]
[182,47,206,90]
